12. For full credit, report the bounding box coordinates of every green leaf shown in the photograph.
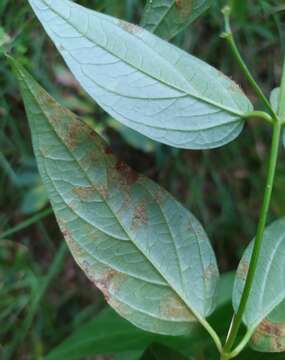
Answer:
[114,350,146,360]
[216,272,235,309]
[233,218,285,352]
[26,0,252,150]
[141,343,189,360]
[21,184,48,214]
[12,58,220,336]
[141,0,211,40]
[250,301,285,353]
[45,308,153,360]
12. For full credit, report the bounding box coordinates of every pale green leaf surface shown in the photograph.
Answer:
[13,59,220,336]
[141,0,211,40]
[27,0,252,150]
[233,219,285,352]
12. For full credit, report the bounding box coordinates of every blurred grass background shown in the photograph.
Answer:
[1,0,285,359]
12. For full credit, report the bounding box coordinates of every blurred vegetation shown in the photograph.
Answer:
[1,0,285,359]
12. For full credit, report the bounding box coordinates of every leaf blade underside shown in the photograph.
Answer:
[13,58,220,336]
[27,0,252,150]
[233,218,285,352]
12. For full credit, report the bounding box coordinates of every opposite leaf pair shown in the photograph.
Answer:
[10,0,285,357]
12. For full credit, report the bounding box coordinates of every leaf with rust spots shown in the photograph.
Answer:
[13,57,220,336]
[27,0,252,150]
[141,0,211,40]
[233,218,285,352]
[251,318,285,353]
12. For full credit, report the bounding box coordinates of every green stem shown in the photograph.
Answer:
[0,208,53,240]
[222,118,282,354]
[243,111,273,124]
[221,6,277,120]
[220,354,231,360]
[229,329,255,358]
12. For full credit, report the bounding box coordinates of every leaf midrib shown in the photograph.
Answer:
[36,0,244,118]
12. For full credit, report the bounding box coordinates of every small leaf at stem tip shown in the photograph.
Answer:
[26,0,252,150]
[11,57,220,336]
[233,218,285,352]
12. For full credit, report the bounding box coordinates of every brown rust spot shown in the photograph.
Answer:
[236,259,249,281]
[251,320,285,352]
[66,120,82,149]
[97,184,109,198]
[132,203,148,229]
[105,145,113,155]
[62,228,70,238]
[118,19,142,34]
[95,269,117,302]
[228,82,242,93]
[83,267,125,304]
[152,186,168,205]
[160,294,194,320]
[73,186,95,200]
[65,233,85,258]
[258,320,285,338]
[88,129,98,140]
[116,160,139,186]
[204,264,219,281]
[272,336,285,352]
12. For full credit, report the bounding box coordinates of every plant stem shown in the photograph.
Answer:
[222,118,282,354]
[220,354,231,360]
[221,6,277,120]
[243,111,273,124]
[229,329,255,358]
[0,208,53,240]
